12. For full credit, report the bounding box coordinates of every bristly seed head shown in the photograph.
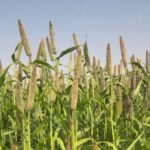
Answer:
[113,65,117,76]
[72,33,82,55]
[27,65,37,110]
[75,52,83,79]
[106,43,113,76]
[120,36,127,68]
[18,19,32,57]
[15,42,23,61]
[71,77,78,110]
[40,39,47,62]
[49,21,57,54]
[46,37,55,62]
[146,50,150,73]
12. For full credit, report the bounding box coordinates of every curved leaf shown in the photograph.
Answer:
[33,59,55,71]
[54,137,66,150]
[56,46,80,59]
[76,138,93,147]
[131,62,148,78]
[0,65,11,87]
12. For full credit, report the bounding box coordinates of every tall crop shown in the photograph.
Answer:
[0,20,150,150]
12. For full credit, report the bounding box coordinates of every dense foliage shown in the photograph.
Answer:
[0,20,150,150]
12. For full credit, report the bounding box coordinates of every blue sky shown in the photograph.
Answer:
[0,0,150,67]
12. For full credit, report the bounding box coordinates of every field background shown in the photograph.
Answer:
[0,1,150,150]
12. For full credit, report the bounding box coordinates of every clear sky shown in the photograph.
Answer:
[0,0,150,67]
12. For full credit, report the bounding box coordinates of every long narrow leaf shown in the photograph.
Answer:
[33,59,55,71]
[127,132,143,150]
[56,46,80,59]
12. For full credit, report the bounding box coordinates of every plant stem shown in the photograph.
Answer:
[50,103,54,150]
[71,110,76,150]
[22,118,27,150]
[27,111,31,150]
[110,80,115,142]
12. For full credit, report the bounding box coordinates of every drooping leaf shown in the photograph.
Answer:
[131,62,148,78]
[33,59,55,71]
[54,137,66,150]
[22,63,30,76]
[76,138,93,147]
[56,46,80,59]
[99,141,117,150]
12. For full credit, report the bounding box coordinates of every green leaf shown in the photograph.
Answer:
[33,59,55,71]
[99,141,117,150]
[11,42,21,62]
[22,63,30,76]
[77,128,90,139]
[54,137,66,150]
[56,46,80,59]
[54,128,61,139]
[0,65,11,87]
[131,62,148,78]
[2,130,16,136]
[133,78,143,97]
[116,82,126,89]
[76,138,93,147]
[142,123,150,128]
[0,76,5,88]
[127,132,143,150]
